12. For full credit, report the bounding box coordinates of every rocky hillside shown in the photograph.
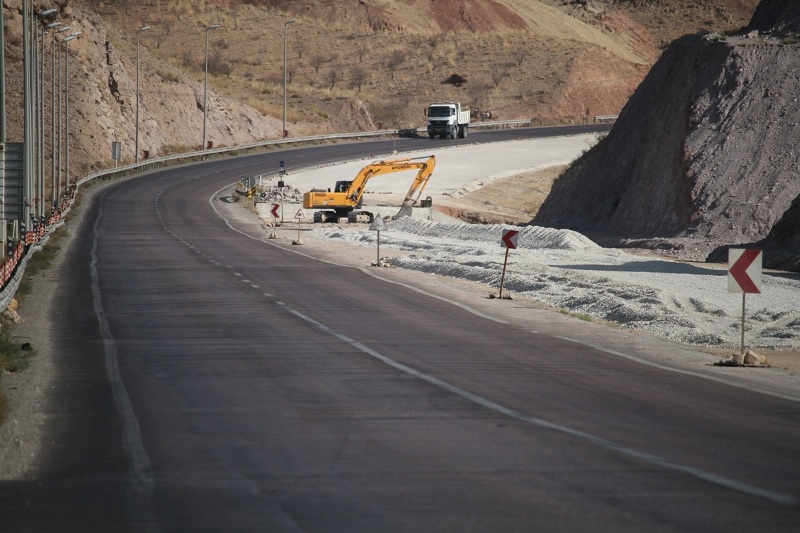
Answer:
[740,0,800,272]
[534,0,800,272]
[2,0,755,176]
[746,0,800,34]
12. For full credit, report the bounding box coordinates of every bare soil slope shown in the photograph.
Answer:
[2,0,756,176]
[435,166,567,225]
[533,1,800,272]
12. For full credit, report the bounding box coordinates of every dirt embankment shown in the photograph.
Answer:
[434,166,567,225]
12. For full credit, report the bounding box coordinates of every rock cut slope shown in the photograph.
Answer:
[533,0,800,272]
[746,1,800,35]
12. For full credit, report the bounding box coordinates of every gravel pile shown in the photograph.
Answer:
[309,216,800,350]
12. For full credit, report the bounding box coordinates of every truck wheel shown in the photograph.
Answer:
[428,133,435,139]
[458,126,468,139]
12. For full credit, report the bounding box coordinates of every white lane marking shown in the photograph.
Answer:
[208,183,506,324]
[209,182,800,404]
[273,301,798,507]
[210,184,798,506]
[358,267,507,324]
[91,204,158,527]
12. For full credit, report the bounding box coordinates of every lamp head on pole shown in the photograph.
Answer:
[285,18,296,28]
[38,8,58,18]
[207,24,221,32]
[139,25,152,33]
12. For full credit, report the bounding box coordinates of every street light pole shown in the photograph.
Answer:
[32,16,40,221]
[203,24,220,152]
[23,0,33,236]
[135,25,151,163]
[0,0,5,143]
[48,23,65,212]
[54,26,69,205]
[0,1,5,256]
[283,18,296,139]
[36,10,57,220]
[63,32,80,198]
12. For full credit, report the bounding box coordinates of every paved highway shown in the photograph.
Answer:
[2,128,799,531]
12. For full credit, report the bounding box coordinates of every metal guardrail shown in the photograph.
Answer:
[594,115,619,123]
[75,120,540,192]
[0,118,575,312]
[396,120,533,137]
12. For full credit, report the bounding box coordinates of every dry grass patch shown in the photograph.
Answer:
[98,1,654,131]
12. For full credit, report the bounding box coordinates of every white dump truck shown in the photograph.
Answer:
[425,102,470,139]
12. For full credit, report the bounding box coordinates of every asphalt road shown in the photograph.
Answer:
[2,128,799,532]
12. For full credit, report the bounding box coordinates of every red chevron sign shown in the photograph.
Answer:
[271,203,280,218]
[728,248,762,294]
[501,229,519,249]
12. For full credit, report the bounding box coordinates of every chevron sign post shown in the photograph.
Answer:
[728,248,762,293]
[268,203,281,239]
[728,248,763,354]
[497,229,519,299]
[501,229,519,249]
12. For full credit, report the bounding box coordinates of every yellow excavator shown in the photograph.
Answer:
[303,155,436,223]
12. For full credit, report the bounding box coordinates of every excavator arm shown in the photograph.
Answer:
[343,155,436,207]
[399,156,436,206]
[303,155,437,221]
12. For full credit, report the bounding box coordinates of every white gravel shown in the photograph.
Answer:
[276,135,800,352]
[308,217,800,350]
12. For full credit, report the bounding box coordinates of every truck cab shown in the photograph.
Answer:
[426,101,470,139]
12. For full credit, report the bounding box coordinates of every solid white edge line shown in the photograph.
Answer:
[358,267,507,324]
[209,183,507,324]
[91,203,159,528]
[554,335,800,404]
[277,301,798,507]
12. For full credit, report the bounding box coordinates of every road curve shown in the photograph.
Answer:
[1,129,799,532]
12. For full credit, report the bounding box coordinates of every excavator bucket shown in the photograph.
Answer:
[393,204,413,219]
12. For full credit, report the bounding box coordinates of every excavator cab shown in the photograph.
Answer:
[334,180,351,193]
